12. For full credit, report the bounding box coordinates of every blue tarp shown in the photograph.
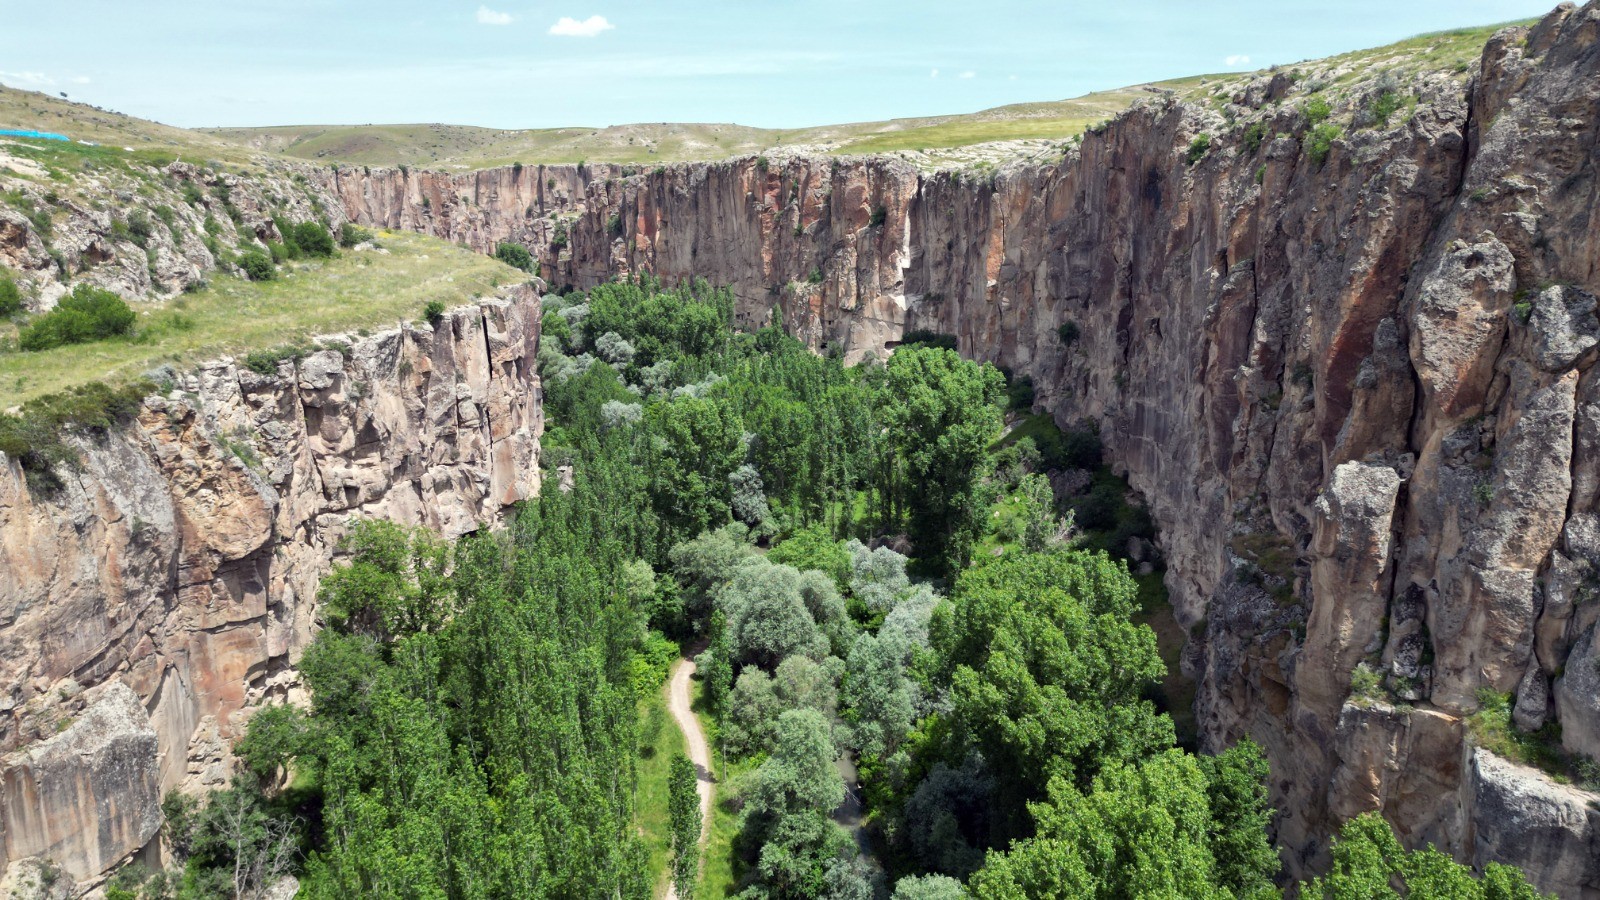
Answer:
[0,129,69,141]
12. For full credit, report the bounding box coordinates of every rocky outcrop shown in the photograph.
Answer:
[0,288,541,882]
[332,3,1600,892]
[0,683,159,882]
[0,155,343,309]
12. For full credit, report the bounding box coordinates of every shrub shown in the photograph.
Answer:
[338,222,371,248]
[1186,133,1211,166]
[899,329,958,352]
[1305,97,1332,125]
[0,379,153,495]
[18,284,136,351]
[1242,122,1267,154]
[869,205,888,228]
[243,344,309,375]
[238,251,275,281]
[291,221,336,258]
[1306,124,1342,167]
[424,299,447,326]
[495,241,534,272]
[1369,89,1402,128]
[0,276,21,317]
[1058,321,1080,345]
[129,210,153,245]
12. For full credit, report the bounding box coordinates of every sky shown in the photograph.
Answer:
[0,0,1563,131]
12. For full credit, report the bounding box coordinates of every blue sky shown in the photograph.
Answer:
[0,1,1560,130]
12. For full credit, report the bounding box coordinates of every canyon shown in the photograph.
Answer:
[3,1,1600,896]
[332,4,1600,895]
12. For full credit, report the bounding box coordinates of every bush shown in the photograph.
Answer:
[1305,97,1332,125]
[1242,122,1267,154]
[1186,133,1211,166]
[291,221,336,258]
[1369,91,1401,128]
[243,345,308,375]
[0,379,153,494]
[339,222,371,248]
[1058,321,1080,345]
[899,329,958,352]
[0,276,21,317]
[18,284,136,351]
[495,242,534,272]
[424,299,447,326]
[239,251,275,281]
[1306,123,1342,167]
[869,205,888,228]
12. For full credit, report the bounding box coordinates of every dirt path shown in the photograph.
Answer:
[665,656,713,900]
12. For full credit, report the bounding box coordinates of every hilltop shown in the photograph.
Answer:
[1,18,1524,173]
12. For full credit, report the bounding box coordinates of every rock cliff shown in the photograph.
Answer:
[333,4,1600,894]
[0,290,541,884]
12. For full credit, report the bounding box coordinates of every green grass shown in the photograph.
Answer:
[635,689,688,898]
[1466,689,1600,790]
[0,231,522,406]
[0,84,259,166]
[692,677,755,899]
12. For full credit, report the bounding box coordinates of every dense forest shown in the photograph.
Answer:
[108,278,1553,900]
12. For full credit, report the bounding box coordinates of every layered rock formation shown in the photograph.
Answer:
[333,5,1600,894]
[0,290,541,883]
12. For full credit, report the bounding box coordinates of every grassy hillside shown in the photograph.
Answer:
[1,230,522,405]
[193,19,1521,169]
[0,85,255,166]
[3,17,1528,175]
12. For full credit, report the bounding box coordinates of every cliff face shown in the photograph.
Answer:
[0,290,541,882]
[335,5,1600,895]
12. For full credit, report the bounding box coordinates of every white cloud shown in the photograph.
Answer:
[70,75,92,84]
[958,70,975,79]
[549,15,614,37]
[0,71,54,87]
[477,6,514,25]
[930,68,939,78]
[1224,54,1251,67]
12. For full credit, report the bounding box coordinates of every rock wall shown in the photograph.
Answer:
[0,289,541,883]
[334,4,1600,894]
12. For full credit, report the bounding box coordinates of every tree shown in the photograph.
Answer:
[669,753,702,899]
[697,610,735,714]
[1298,813,1552,900]
[319,519,455,639]
[878,347,1005,577]
[1016,474,1071,553]
[893,875,969,900]
[495,241,535,272]
[842,632,916,759]
[746,709,844,820]
[847,540,911,613]
[716,560,829,670]
[769,526,851,591]
[730,464,772,528]
[1200,740,1281,897]
[970,751,1225,900]
[933,549,1169,835]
